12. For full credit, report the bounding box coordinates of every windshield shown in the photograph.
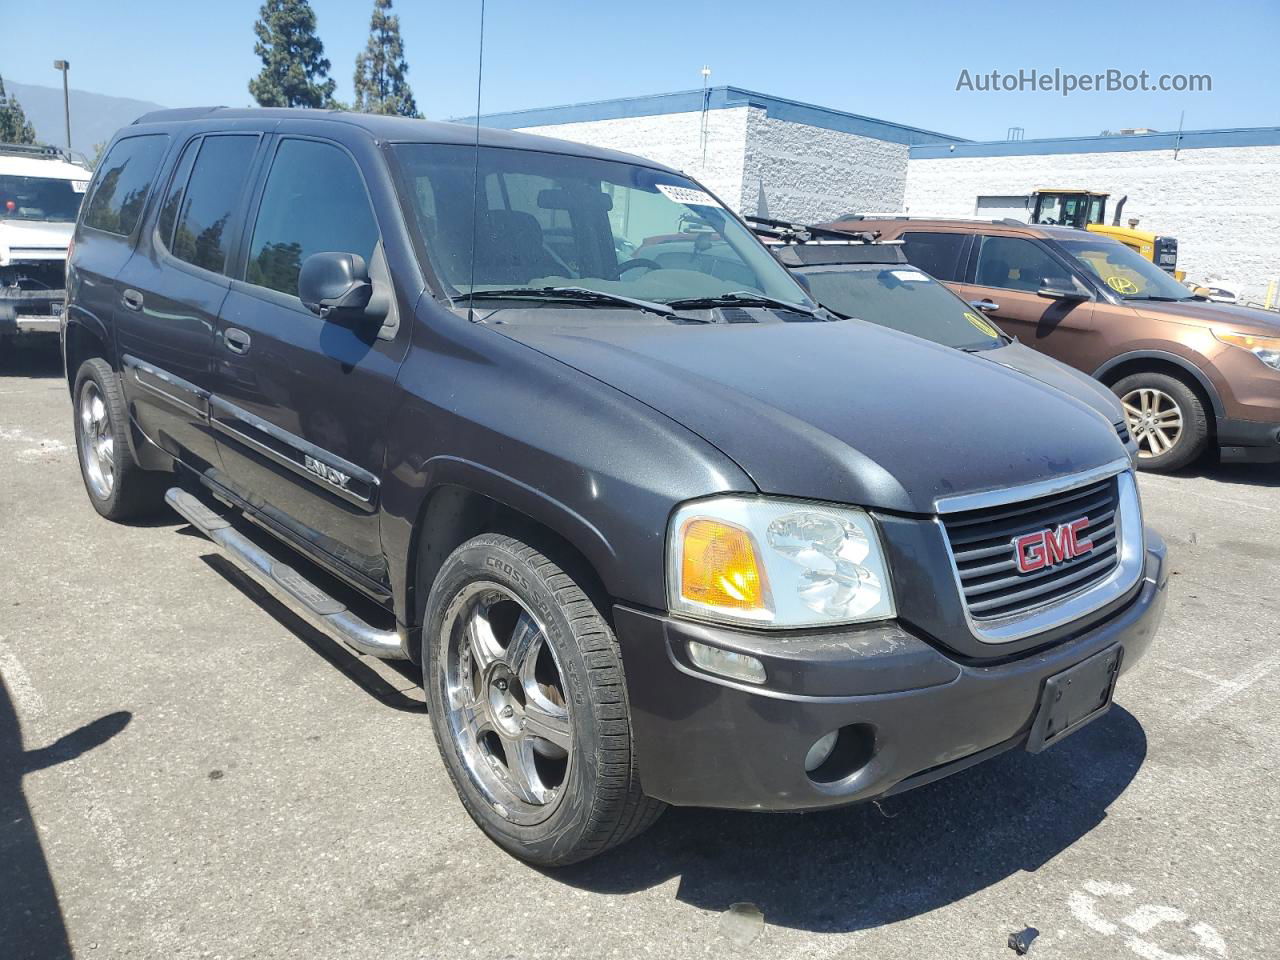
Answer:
[1056,237,1193,301]
[392,143,810,309]
[801,263,1006,351]
[0,175,84,222]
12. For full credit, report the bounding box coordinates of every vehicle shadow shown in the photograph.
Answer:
[198,553,426,713]
[552,706,1146,932]
[1189,459,1280,488]
[0,338,63,379]
[0,676,131,959]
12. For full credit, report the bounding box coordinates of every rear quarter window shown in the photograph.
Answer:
[82,135,169,237]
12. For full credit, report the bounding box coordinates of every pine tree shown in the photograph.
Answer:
[0,75,38,144]
[352,0,420,118]
[248,0,337,109]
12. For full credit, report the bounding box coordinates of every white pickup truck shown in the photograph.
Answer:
[1,143,91,346]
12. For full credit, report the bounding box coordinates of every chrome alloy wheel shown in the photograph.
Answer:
[78,380,116,499]
[442,582,572,825]
[1122,387,1184,459]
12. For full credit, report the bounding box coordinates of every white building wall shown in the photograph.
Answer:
[515,107,751,213]
[740,108,910,222]
[903,146,1280,302]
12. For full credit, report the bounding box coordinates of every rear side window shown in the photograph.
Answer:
[899,232,969,282]
[974,236,1065,293]
[83,135,168,237]
[169,135,258,273]
[156,140,199,247]
[246,139,379,298]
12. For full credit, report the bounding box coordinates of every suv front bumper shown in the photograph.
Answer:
[0,286,65,335]
[614,528,1167,811]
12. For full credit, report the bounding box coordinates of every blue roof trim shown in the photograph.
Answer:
[910,126,1280,158]
[459,87,967,146]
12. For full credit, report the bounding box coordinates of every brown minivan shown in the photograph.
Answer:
[824,216,1280,471]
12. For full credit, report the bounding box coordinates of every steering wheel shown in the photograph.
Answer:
[616,258,661,274]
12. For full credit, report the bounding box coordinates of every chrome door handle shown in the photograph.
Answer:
[223,328,252,355]
[970,299,1000,313]
[121,289,144,311]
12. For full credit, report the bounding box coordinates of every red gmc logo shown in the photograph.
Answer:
[1012,518,1093,574]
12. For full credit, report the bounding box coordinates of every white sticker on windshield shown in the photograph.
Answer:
[71,180,90,193]
[656,183,719,207]
[889,269,930,282]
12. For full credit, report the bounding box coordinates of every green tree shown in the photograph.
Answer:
[0,75,37,144]
[352,0,420,118]
[248,0,336,108]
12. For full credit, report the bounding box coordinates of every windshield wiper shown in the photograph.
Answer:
[664,291,821,317]
[455,286,679,318]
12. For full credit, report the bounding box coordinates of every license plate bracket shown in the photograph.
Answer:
[1025,645,1122,753]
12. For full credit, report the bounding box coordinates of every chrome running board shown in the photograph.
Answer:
[165,487,408,660]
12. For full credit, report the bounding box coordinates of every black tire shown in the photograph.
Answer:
[422,533,664,866]
[1112,371,1209,472]
[72,357,165,520]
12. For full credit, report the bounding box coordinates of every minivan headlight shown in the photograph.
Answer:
[667,496,896,628]
[1214,330,1280,371]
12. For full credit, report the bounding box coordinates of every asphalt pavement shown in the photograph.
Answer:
[2,339,1277,960]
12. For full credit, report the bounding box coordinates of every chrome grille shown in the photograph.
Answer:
[943,475,1122,622]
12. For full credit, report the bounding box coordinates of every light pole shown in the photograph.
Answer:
[53,60,71,152]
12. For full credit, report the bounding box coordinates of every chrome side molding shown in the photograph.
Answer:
[165,487,408,660]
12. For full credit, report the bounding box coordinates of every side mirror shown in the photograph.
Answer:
[791,271,813,295]
[1037,276,1090,301]
[299,252,377,321]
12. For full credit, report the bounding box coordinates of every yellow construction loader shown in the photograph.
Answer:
[1029,189,1183,280]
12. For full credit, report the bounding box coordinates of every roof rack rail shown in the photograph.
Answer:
[831,213,1028,226]
[0,142,69,161]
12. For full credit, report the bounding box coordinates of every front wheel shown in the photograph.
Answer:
[1113,371,1209,472]
[423,533,663,866]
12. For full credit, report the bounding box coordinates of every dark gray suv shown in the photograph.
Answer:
[63,108,1168,865]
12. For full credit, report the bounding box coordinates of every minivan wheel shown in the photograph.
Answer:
[72,358,164,520]
[422,533,664,866]
[1113,371,1209,471]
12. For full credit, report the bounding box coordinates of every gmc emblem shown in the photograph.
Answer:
[1012,518,1093,574]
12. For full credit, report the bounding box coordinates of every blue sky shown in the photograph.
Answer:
[6,0,1278,140]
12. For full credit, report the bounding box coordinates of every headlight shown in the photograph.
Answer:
[1215,330,1280,371]
[667,496,895,628]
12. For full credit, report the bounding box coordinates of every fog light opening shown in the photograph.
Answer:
[686,641,767,685]
[804,731,839,773]
[806,724,876,785]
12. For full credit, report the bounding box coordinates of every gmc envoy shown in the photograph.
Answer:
[63,109,1168,865]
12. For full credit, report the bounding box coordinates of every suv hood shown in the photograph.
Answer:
[495,316,1126,514]
[986,341,1126,425]
[0,219,73,264]
[1128,298,1280,336]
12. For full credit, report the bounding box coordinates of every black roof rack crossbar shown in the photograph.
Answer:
[745,215,880,244]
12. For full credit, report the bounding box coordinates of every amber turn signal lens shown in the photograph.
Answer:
[679,518,770,613]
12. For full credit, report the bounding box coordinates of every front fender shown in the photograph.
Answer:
[378,309,754,627]
[1093,346,1225,419]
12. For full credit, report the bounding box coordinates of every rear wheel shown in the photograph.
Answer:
[72,358,165,520]
[422,533,663,865]
[1113,371,1209,472]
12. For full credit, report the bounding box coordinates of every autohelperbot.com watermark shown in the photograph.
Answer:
[956,68,1212,96]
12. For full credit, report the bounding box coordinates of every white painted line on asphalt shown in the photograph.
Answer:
[1165,664,1228,686]
[1187,652,1280,721]
[0,635,46,721]
[1069,880,1228,959]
